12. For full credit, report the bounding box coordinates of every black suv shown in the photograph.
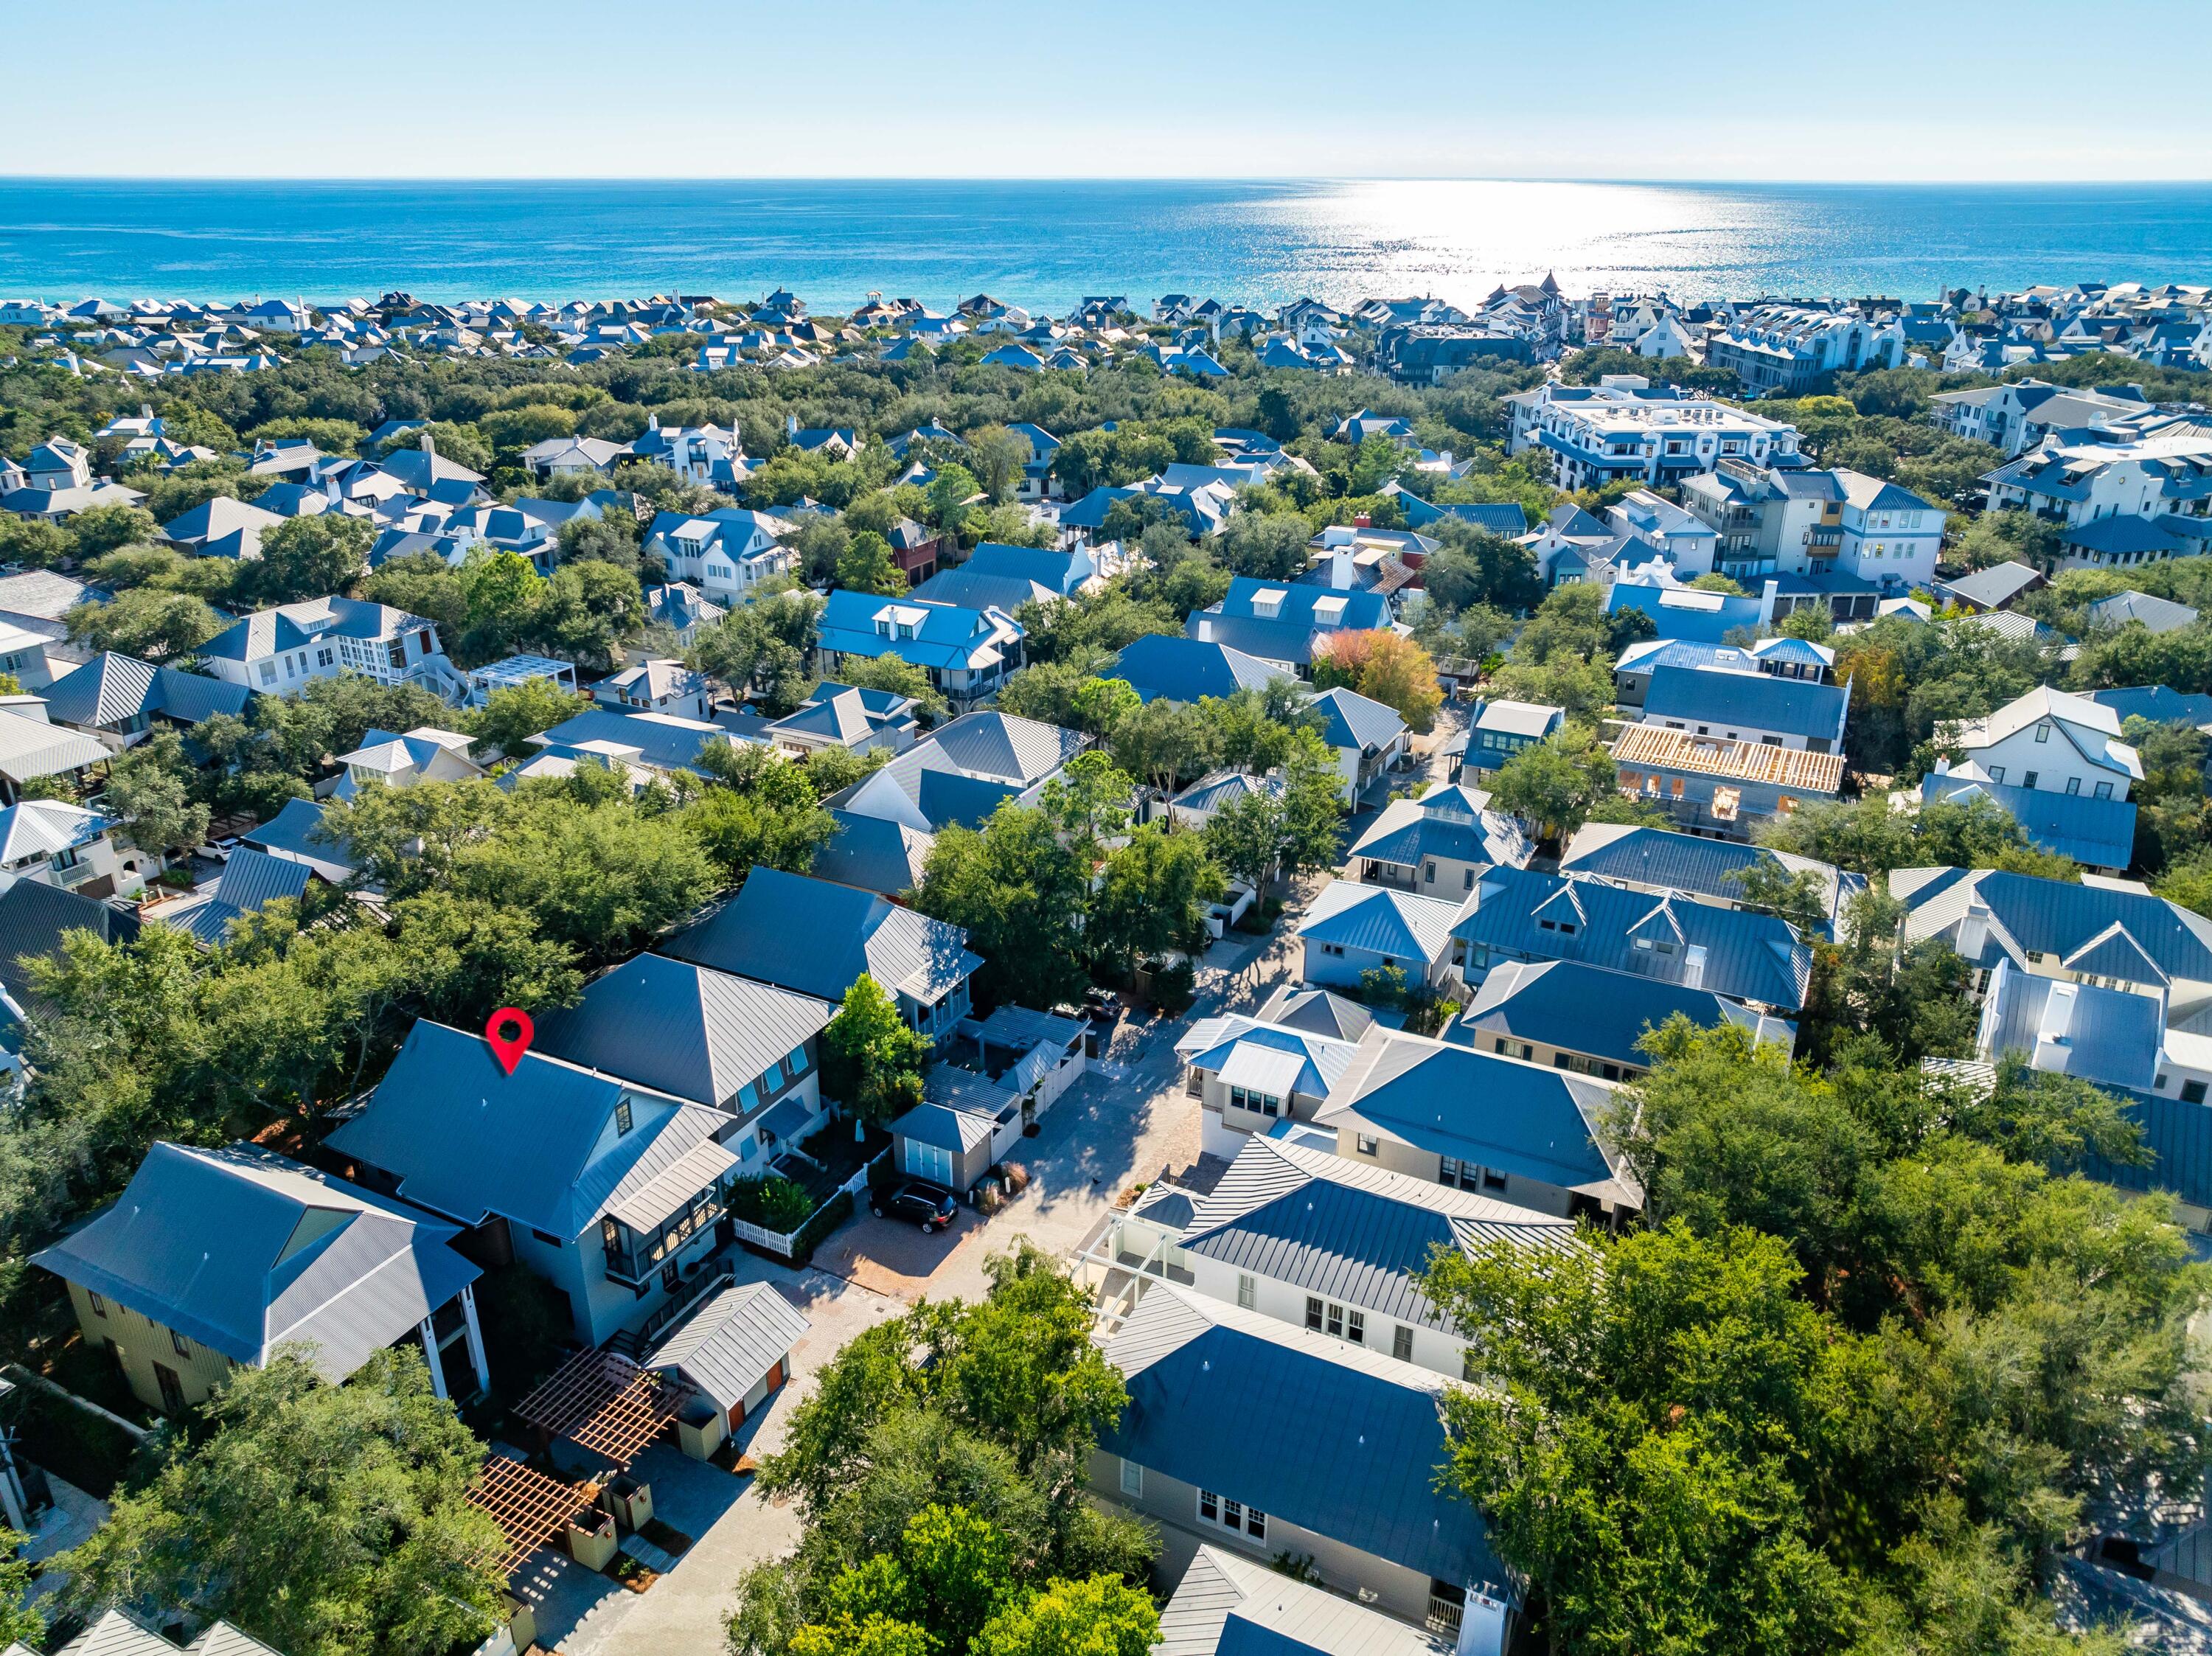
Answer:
[872,1178,960,1233]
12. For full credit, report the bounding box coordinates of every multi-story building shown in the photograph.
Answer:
[1702,304,1902,394]
[1930,378,2168,457]
[1678,459,1944,588]
[1506,379,1802,493]
[1980,432,2212,571]
[641,507,799,605]
[197,598,456,697]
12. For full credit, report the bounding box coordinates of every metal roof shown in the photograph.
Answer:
[891,1097,1001,1153]
[1176,1134,1574,1327]
[327,1020,726,1239]
[1308,687,1405,754]
[1458,959,1789,1068]
[1097,1286,1510,1595]
[1296,880,1463,964]
[0,707,110,782]
[0,799,108,865]
[813,810,933,897]
[1454,866,1812,1012]
[46,1611,285,1656]
[1348,793,1531,874]
[1978,960,2159,1093]
[1319,1028,1637,1203]
[0,877,139,1015]
[1253,986,1377,1043]
[146,846,313,949]
[663,867,981,1008]
[1156,1545,1453,1656]
[1640,665,1848,743]
[30,1142,479,1380]
[1894,866,2212,986]
[1919,775,2138,871]
[647,1281,811,1414]
[1558,821,1861,938]
[240,796,357,880]
[1108,634,1289,704]
[533,953,832,1114]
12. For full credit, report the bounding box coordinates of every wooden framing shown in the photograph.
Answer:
[465,1455,595,1576]
[515,1346,689,1467]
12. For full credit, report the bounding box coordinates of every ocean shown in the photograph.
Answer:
[2,177,2209,313]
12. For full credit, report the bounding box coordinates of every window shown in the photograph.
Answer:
[1394,1324,1414,1362]
[1197,1489,1265,1541]
[2023,771,2039,790]
[316,647,335,667]
[1119,1458,1143,1498]
[786,1045,810,1076]
[172,1329,192,1359]
[2185,1081,2209,1106]
[1305,1295,1324,1331]
[614,1099,634,1136]
[1482,1167,1508,1191]
[2034,723,2051,743]
[259,661,277,685]
[2066,776,2081,796]
[88,1290,107,1318]
[1356,1134,1378,1157]
[602,1217,622,1259]
[1237,1274,1255,1309]
[1989,765,2006,784]
[1321,943,1346,957]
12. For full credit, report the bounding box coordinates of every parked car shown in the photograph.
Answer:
[1083,988,1124,1023]
[872,1177,959,1233]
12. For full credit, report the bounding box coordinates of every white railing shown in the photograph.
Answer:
[729,1150,885,1260]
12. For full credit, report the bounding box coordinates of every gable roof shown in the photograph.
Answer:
[1176,1012,1364,1102]
[1107,634,1290,704]
[532,953,832,1113]
[0,799,108,866]
[1919,774,2136,871]
[662,866,981,1006]
[0,877,141,1017]
[1253,984,1377,1043]
[1176,1134,1575,1328]
[1296,880,1463,964]
[1458,958,1792,1069]
[1321,1027,1636,1204]
[1641,665,1848,743]
[531,707,731,776]
[1558,821,1862,937]
[326,1020,729,1239]
[1897,864,2212,985]
[30,1142,478,1380]
[1098,1285,1509,1594]
[1348,788,1531,874]
[1455,866,1812,1010]
[1156,1545,1452,1656]
[645,1281,812,1415]
[145,846,313,949]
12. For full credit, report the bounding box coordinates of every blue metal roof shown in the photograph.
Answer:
[662,866,980,1008]
[1558,823,1861,939]
[1458,959,1784,1070]
[1895,866,2212,984]
[1099,1287,1509,1593]
[1919,775,2138,871]
[1640,665,1848,744]
[2086,686,2212,728]
[1455,866,1812,1012]
[1309,686,1405,754]
[1603,581,1765,644]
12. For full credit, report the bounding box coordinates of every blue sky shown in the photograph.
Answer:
[7,0,2206,181]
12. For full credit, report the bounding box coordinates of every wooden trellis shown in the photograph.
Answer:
[514,1347,688,1467]
[465,1455,596,1576]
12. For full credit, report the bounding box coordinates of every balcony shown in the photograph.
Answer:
[600,1169,731,1289]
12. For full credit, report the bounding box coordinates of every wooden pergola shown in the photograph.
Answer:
[514,1347,689,1467]
[465,1455,597,1576]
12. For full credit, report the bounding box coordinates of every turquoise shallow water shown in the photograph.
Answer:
[1,177,2208,310]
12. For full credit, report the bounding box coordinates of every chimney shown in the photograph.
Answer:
[1197,617,1215,642]
[1331,549,1354,590]
[420,432,437,459]
[2034,983,2078,1073]
[140,402,153,419]
[1956,897,1991,961]
[1354,512,1371,529]
[786,414,799,439]
[647,414,660,431]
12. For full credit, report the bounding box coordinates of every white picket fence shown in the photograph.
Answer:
[729,1152,883,1259]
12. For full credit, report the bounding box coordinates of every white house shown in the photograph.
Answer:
[641,508,799,605]
[1938,686,2140,806]
[197,598,459,698]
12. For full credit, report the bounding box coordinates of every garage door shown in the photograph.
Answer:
[905,1141,953,1186]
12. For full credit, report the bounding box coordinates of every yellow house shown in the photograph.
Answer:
[32,1141,488,1416]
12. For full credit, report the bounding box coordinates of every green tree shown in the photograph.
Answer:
[0,1530,44,1650]
[66,588,223,660]
[821,975,931,1131]
[1488,726,1619,842]
[1087,824,1225,980]
[0,513,72,568]
[102,727,211,859]
[245,513,374,606]
[472,678,591,757]
[58,1349,504,1656]
[1203,786,1287,890]
[69,504,161,559]
[1109,697,1214,796]
[838,532,908,596]
[915,806,1091,1011]
[967,427,1032,504]
[975,1575,1158,1656]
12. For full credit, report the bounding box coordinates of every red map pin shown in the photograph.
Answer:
[484,1007,534,1076]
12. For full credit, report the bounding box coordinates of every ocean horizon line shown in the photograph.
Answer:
[4,174,2211,189]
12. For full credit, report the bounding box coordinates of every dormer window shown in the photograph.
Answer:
[615,1099,634,1136]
